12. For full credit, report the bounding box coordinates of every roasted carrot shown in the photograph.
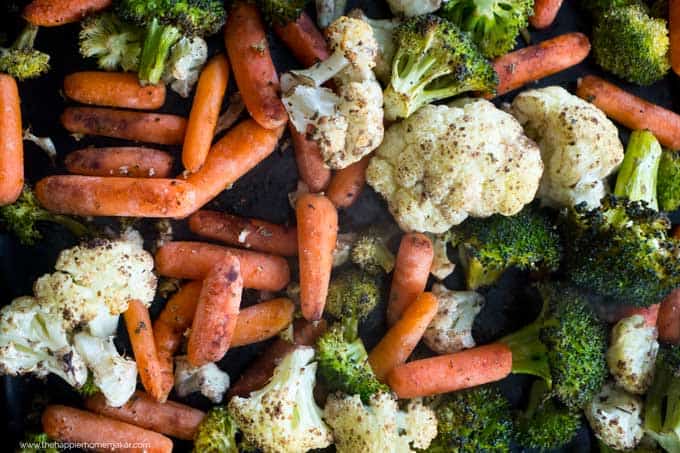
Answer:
[231,298,295,348]
[492,32,590,97]
[273,12,330,66]
[327,155,370,209]
[182,54,230,173]
[369,292,438,381]
[63,72,166,110]
[189,210,298,256]
[65,147,174,178]
[23,0,111,26]
[659,289,680,344]
[387,233,434,326]
[529,0,564,29]
[617,304,660,328]
[296,193,338,321]
[0,75,23,206]
[671,0,680,76]
[386,343,514,398]
[85,391,205,441]
[291,126,332,193]
[35,176,196,218]
[155,241,290,291]
[124,300,165,402]
[224,2,287,130]
[42,405,173,453]
[577,75,680,150]
[61,107,187,145]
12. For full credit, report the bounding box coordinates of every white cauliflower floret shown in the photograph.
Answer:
[323,392,437,453]
[73,332,137,407]
[606,315,659,395]
[163,37,208,98]
[367,100,543,233]
[426,232,455,280]
[228,347,333,453]
[424,284,484,354]
[0,297,87,388]
[387,0,442,17]
[348,9,400,85]
[174,355,230,403]
[508,86,624,209]
[585,382,644,451]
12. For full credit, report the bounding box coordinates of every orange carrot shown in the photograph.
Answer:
[0,75,23,206]
[387,233,434,326]
[617,304,660,328]
[386,343,514,398]
[291,126,332,193]
[23,0,111,26]
[42,405,172,453]
[224,2,287,130]
[296,193,338,321]
[659,289,680,344]
[327,155,370,209]
[35,176,196,218]
[182,54,230,173]
[63,72,166,110]
[124,299,165,402]
[577,75,680,150]
[671,0,680,76]
[492,32,590,97]
[529,0,564,29]
[273,12,330,66]
[369,292,438,381]
[85,391,205,441]
[189,210,298,256]
[65,147,173,178]
[61,107,186,145]
[231,298,295,348]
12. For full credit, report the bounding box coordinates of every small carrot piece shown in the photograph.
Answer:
[327,155,370,209]
[23,0,111,26]
[492,32,590,97]
[671,0,680,76]
[0,75,23,206]
[224,2,287,130]
[63,72,166,110]
[273,12,330,66]
[369,292,439,381]
[65,147,174,178]
[231,298,295,348]
[291,126,332,193]
[85,391,205,441]
[124,299,165,402]
[577,75,680,150]
[386,343,514,399]
[189,210,298,256]
[42,405,172,453]
[61,107,187,145]
[529,0,564,29]
[182,54,230,173]
[659,289,680,344]
[617,304,660,328]
[35,176,196,218]
[387,233,434,326]
[155,241,291,291]
[296,193,338,321]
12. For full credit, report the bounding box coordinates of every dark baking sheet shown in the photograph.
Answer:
[1,0,676,451]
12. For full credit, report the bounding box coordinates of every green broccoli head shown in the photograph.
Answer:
[657,148,680,212]
[17,432,59,453]
[592,5,670,86]
[192,407,239,453]
[0,24,49,81]
[644,344,680,452]
[324,268,381,321]
[384,14,497,121]
[439,0,534,58]
[79,12,143,72]
[255,0,306,26]
[350,227,396,275]
[450,205,562,290]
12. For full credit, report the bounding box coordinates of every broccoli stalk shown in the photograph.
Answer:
[256,0,307,26]
[192,407,239,453]
[657,148,680,212]
[644,344,680,452]
[614,130,662,209]
[0,23,49,80]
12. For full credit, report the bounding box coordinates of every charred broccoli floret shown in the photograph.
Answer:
[192,407,239,453]
[255,0,307,26]
[657,148,680,212]
[644,344,680,452]
[614,130,662,209]
[350,228,396,275]
[383,14,497,120]
[79,12,143,72]
[0,24,49,80]
[324,268,381,320]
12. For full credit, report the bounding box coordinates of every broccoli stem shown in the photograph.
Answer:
[138,18,182,84]
[499,320,553,389]
[644,363,680,451]
[614,130,662,209]
[13,24,39,51]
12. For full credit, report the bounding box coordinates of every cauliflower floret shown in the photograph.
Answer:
[323,392,437,453]
[606,315,659,395]
[426,232,455,280]
[163,36,208,98]
[387,0,442,17]
[367,100,543,233]
[73,332,137,407]
[348,9,400,85]
[424,284,484,354]
[508,86,624,209]
[174,355,230,403]
[228,347,333,453]
[585,382,644,450]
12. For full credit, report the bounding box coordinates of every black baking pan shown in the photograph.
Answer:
[1,0,676,451]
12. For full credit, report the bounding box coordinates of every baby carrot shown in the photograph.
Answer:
[386,343,514,399]
[296,193,338,321]
[659,289,680,344]
[63,72,166,110]
[327,155,370,209]
[231,298,295,348]
[23,0,111,26]
[387,233,434,326]
[61,107,187,145]
[529,0,564,29]
[369,292,438,381]
[273,12,330,66]
[225,2,287,130]
[65,147,173,178]
[124,299,165,402]
[0,75,23,206]
[189,210,298,256]
[291,126,332,193]
[182,54,230,173]
[671,0,680,76]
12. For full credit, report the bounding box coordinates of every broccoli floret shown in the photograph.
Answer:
[77,372,100,398]
[0,186,93,245]
[592,5,670,86]
[614,130,662,209]
[255,0,306,26]
[325,268,381,320]
[383,14,497,121]
[450,205,562,290]
[79,12,143,72]
[192,407,239,453]
[17,432,58,453]
[644,344,680,452]
[657,148,680,212]
[439,0,534,58]
[116,0,226,84]
[350,228,396,275]
[0,24,49,81]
